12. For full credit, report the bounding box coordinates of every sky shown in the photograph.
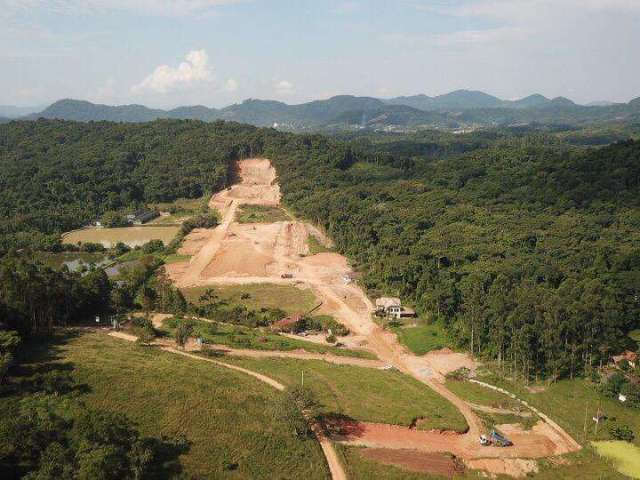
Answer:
[1,0,639,108]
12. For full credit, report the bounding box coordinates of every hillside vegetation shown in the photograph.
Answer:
[0,119,263,252]
[268,134,640,380]
[2,119,639,382]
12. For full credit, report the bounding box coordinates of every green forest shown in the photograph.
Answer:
[1,118,639,383]
[265,130,640,380]
[0,119,265,253]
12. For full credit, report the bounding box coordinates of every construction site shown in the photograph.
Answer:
[159,158,583,478]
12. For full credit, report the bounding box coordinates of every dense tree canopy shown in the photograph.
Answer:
[266,134,640,380]
[0,119,266,253]
[1,118,639,380]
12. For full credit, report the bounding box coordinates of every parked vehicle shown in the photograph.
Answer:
[490,430,513,447]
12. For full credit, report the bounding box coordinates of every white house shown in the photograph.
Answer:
[375,297,416,319]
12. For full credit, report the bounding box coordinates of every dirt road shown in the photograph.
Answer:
[166,158,581,477]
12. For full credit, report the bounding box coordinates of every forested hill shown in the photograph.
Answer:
[0,119,267,251]
[267,135,640,380]
[1,118,639,380]
[25,92,640,131]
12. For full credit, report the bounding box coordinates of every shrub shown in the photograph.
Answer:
[609,424,635,442]
[142,239,164,254]
[446,367,471,381]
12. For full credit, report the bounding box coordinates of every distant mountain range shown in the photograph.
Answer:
[14,90,640,131]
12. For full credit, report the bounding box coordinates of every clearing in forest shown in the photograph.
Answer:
[165,157,582,478]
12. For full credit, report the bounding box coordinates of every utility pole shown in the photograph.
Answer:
[583,403,589,442]
[301,370,304,388]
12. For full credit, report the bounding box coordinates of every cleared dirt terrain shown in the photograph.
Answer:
[166,158,581,478]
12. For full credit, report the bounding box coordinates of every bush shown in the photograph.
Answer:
[609,424,635,442]
[445,367,471,381]
[326,334,337,344]
[142,239,165,254]
[180,214,219,236]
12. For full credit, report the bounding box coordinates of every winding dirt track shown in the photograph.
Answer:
[165,158,581,477]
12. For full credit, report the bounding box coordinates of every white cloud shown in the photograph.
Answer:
[132,49,214,94]
[274,79,294,95]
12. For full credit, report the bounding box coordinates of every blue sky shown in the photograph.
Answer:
[1,0,639,108]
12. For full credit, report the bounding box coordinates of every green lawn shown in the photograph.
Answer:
[182,283,320,314]
[236,204,290,223]
[10,332,329,479]
[158,317,376,359]
[391,321,452,356]
[223,357,468,432]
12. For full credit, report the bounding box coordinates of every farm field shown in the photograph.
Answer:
[9,331,329,479]
[62,226,180,248]
[182,283,320,314]
[223,357,469,431]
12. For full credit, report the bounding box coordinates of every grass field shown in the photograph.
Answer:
[62,226,180,248]
[182,283,320,314]
[223,357,468,431]
[391,321,452,355]
[479,374,640,447]
[236,204,291,223]
[12,332,329,479]
[445,380,522,411]
[592,441,640,479]
[158,317,376,359]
